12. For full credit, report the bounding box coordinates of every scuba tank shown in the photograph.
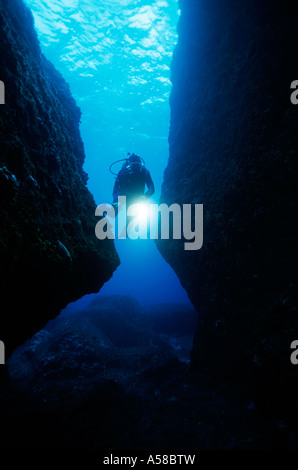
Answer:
[110,153,147,201]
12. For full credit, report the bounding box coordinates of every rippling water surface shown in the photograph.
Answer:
[24,0,179,203]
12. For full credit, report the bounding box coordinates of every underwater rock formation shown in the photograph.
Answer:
[7,295,195,387]
[3,296,252,450]
[0,0,119,353]
[158,0,298,415]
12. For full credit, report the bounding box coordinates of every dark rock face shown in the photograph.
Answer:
[0,0,119,353]
[158,0,298,416]
[6,295,195,387]
[3,295,296,450]
[1,296,201,450]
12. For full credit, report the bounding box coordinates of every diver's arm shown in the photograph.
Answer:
[144,170,155,199]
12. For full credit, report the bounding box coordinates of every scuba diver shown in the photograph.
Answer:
[110,153,155,206]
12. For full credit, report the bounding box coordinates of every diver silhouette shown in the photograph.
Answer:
[111,153,155,206]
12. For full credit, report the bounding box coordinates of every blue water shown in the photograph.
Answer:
[24,0,190,305]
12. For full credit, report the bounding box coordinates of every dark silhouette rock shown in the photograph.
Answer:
[2,295,296,449]
[157,0,298,422]
[0,0,119,353]
[7,296,187,390]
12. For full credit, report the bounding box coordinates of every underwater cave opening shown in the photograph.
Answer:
[24,0,192,310]
[9,0,200,387]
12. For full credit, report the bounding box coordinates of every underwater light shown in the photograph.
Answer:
[131,201,150,224]
[95,196,204,250]
[126,200,152,239]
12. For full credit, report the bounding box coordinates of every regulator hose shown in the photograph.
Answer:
[109,158,128,176]
[109,153,146,176]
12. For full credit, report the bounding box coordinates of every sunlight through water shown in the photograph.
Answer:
[24,0,190,305]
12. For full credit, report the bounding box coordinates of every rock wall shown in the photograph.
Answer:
[158,0,298,414]
[0,0,119,353]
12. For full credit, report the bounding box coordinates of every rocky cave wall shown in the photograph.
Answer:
[0,0,119,353]
[158,0,298,409]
